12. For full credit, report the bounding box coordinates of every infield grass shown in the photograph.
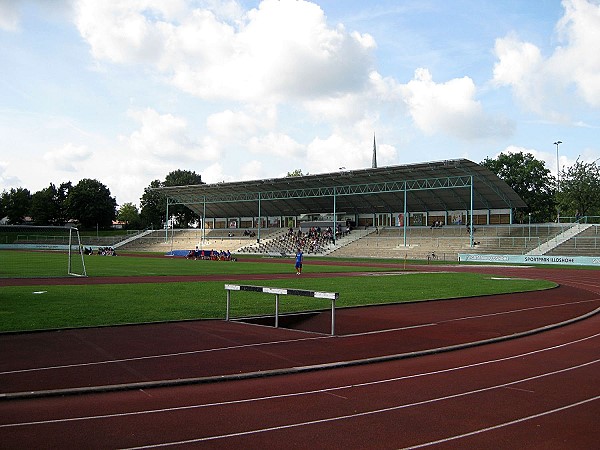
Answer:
[0,250,556,332]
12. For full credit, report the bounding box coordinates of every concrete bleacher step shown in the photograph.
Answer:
[115,223,600,258]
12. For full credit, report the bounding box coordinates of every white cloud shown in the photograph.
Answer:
[402,68,513,140]
[0,161,20,186]
[199,162,234,184]
[0,1,20,31]
[43,143,92,172]
[239,160,263,180]
[206,105,277,140]
[74,0,376,102]
[553,0,600,107]
[493,0,600,117]
[125,107,217,162]
[74,0,176,64]
[247,132,304,158]
[302,71,403,124]
[492,34,545,112]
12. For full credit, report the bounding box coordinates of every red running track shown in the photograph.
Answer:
[0,264,599,448]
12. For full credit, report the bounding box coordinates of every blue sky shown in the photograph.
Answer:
[1,0,599,207]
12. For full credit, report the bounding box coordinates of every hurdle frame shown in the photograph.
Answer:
[224,284,339,335]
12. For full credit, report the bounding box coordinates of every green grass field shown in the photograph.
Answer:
[0,250,556,332]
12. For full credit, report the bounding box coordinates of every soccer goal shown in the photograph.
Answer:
[0,225,87,278]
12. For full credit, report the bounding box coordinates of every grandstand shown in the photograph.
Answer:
[6,159,597,263]
[5,222,598,260]
[117,222,599,261]
[122,159,600,261]
[328,223,600,260]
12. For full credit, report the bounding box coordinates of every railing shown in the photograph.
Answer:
[559,215,600,224]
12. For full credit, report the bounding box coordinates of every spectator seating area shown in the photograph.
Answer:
[118,228,277,253]
[237,226,337,256]
[329,224,582,261]
[119,223,600,260]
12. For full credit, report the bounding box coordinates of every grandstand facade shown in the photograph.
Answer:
[118,159,597,261]
[156,159,524,234]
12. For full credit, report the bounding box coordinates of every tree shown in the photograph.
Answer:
[67,179,117,229]
[139,179,166,229]
[557,159,600,218]
[286,169,308,177]
[0,191,6,221]
[117,202,141,229]
[481,152,556,223]
[2,187,32,224]
[163,170,204,227]
[30,182,71,225]
[164,169,203,187]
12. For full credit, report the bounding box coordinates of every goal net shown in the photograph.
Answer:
[0,225,87,278]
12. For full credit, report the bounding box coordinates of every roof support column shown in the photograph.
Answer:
[469,175,474,247]
[165,197,169,243]
[257,192,261,243]
[202,197,206,243]
[333,187,337,245]
[403,181,407,246]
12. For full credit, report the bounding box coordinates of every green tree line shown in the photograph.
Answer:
[0,169,203,230]
[481,152,600,223]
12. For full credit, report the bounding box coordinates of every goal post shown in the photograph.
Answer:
[68,227,87,277]
[0,225,87,278]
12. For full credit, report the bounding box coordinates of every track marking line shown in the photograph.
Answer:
[342,323,436,337]
[3,299,596,375]
[502,386,536,393]
[0,335,330,375]
[2,333,598,430]
[441,298,600,323]
[400,395,600,450]
[120,360,600,449]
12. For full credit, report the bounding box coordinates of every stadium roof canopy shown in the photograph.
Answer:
[156,159,527,219]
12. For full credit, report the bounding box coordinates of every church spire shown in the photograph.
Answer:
[372,133,378,169]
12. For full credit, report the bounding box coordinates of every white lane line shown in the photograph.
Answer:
[441,298,600,323]
[2,332,598,430]
[0,335,330,375]
[4,298,596,375]
[122,360,600,449]
[401,395,600,449]
[342,323,437,337]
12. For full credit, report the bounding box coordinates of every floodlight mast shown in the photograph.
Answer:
[554,140,562,190]
[554,140,562,223]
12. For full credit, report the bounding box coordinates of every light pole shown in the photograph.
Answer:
[554,140,562,223]
[554,140,562,190]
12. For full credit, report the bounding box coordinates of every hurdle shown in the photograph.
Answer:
[224,284,339,335]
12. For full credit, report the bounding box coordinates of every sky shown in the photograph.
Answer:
[1,0,599,208]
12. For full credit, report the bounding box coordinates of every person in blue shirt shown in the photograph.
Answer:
[295,248,303,275]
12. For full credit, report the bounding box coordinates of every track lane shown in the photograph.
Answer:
[1,315,597,449]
